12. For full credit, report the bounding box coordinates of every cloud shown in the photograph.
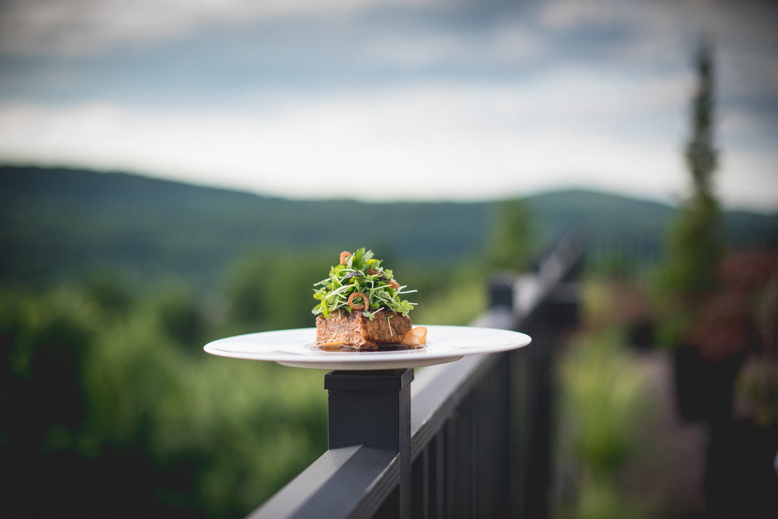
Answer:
[0,0,775,211]
[0,0,436,56]
[357,20,546,70]
[1,85,773,212]
[0,73,718,207]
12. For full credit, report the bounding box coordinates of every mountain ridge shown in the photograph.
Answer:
[2,165,775,290]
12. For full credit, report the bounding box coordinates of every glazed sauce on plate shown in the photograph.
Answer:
[315,342,425,352]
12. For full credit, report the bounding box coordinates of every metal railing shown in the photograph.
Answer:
[248,237,584,519]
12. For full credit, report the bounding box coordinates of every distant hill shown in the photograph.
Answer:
[2,165,776,290]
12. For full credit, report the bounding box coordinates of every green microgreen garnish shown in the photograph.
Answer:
[312,248,417,319]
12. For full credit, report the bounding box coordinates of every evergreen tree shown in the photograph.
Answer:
[663,43,723,300]
[486,198,535,272]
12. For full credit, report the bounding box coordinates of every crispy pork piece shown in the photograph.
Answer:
[316,310,412,350]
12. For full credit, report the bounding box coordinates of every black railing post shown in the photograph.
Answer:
[325,368,414,518]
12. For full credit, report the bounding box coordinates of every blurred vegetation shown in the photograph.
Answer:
[656,44,724,352]
[0,278,332,518]
[660,44,722,302]
[0,241,497,518]
[485,197,536,272]
[1,115,775,518]
[3,165,776,293]
[554,284,666,519]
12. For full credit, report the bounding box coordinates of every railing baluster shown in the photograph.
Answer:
[432,431,446,519]
[410,447,424,517]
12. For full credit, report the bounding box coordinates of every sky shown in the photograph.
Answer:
[0,0,776,212]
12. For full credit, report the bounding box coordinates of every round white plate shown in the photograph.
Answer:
[204,325,531,370]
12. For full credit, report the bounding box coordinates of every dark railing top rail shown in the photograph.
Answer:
[248,445,399,519]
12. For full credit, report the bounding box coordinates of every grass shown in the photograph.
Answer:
[554,280,665,519]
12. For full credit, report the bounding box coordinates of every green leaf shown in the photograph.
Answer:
[311,249,416,318]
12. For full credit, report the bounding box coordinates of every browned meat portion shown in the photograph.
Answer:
[316,310,412,350]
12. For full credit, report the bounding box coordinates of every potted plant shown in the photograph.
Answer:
[672,251,775,422]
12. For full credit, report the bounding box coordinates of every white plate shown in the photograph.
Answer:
[204,325,531,370]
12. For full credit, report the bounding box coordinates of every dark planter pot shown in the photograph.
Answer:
[705,419,778,519]
[627,318,655,351]
[673,345,745,423]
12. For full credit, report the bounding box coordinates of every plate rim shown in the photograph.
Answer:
[204,325,531,370]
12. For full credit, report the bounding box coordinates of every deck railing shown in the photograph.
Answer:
[248,236,584,519]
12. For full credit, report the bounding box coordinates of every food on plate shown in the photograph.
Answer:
[399,326,427,346]
[315,309,412,350]
[312,248,426,350]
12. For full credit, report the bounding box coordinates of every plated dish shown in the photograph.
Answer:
[203,325,531,370]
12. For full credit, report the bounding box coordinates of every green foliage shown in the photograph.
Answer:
[3,166,776,295]
[1,288,94,447]
[557,328,657,519]
[0,280,327,519]
[585,249,637,281]
[312,248,417,319]
[83,270,136,320]
[410,264,487,325]
[486,198,535,271]
[85,308,327,517]
[225,250,333,332]
[0,166,492,290]
[686,45,718,202]
[662,194,722,297]
[154,283,209,350]
[0,242,491,518]
[572,471,654,519]
[561,330,650,471]
[660,44,723,302]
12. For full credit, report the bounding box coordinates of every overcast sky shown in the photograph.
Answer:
[0,0,776,211]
